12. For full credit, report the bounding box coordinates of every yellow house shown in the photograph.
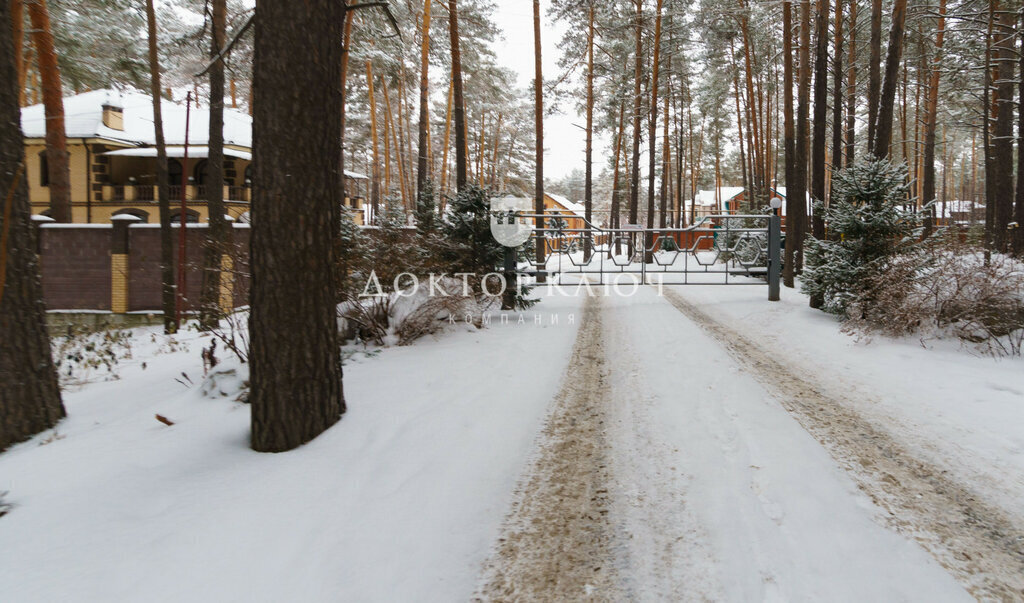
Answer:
[21,89,369,224]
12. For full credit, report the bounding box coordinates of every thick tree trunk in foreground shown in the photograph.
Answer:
[0,0,64,451]
[872,0,907,159]
[12,0,23,107]
[200,0,228,330]
[26,0,70,223]
[145,0,176,333]
[449,0,467,191]
[250,0,345,453]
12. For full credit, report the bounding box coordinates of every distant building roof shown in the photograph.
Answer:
[694,187,744,207]
[545,192,588,220]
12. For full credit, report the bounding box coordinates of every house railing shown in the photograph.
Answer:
[103,184,251,204]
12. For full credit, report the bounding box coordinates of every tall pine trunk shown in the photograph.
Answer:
[610,102,625,256]
[448,0,467,190]
[0,0,64,451]
[921,0,945,237]
[808,0,830,308]
[416,0,432,199]
[584,5,594,261]
[789,0,811,277]
[810,0,828,237]
[367,61,381,222]
[845,0,857,164]
[872,0,907,159]
[1016,11,1024,256]
[645,0,663,263]
[831,0,844,180]
[783,0,797,287]
[991,5,1014,251]
[866,0,882,156]
[629,0,643,247]
[200,0,228,330]
[533,0,545,280]
[249,0,345,453]
[145,0,176,333]
[27,0,69,223]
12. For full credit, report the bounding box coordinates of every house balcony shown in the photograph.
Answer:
[102,184,252,204]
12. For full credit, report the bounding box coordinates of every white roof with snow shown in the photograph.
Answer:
[694,187,744,207]
[546,193,588,219]
[20,88,252,148]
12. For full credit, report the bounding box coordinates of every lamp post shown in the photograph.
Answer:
[768,195,782,301]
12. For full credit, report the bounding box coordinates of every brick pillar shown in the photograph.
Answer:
[219,215,236,314]
[110,214,140,313]
[30,214,55,254]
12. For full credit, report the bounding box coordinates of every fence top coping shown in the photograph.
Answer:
[31,215,55,223]
[126,222,251,230]
[39,223,112,229]
[111,214,142,222]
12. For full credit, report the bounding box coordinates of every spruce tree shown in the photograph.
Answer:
[802,159,918,315]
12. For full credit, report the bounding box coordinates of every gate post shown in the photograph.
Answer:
[767,213,781,301]
[501,246,516,310]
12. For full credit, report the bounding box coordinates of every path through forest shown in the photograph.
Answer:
[474,287,1022,600]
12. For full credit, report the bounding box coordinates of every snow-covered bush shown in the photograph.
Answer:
[845,236,1024,356]
[802,159,919,315]
[52,326,134,386]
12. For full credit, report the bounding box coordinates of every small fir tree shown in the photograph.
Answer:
[440,185,536,309]
[801,159,919,315]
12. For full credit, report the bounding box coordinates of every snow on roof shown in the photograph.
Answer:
[102,146,252,161]
[545,193,588,219]
[21,88,252,148]
[694,187,744,207]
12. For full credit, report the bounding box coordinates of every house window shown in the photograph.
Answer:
[170,209,200,224]
[39,151,48,186]
[193,159,209,185]
[168,159,183,185]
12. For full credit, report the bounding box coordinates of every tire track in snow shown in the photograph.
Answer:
[663,289,1024,601]
[474,295,623,601]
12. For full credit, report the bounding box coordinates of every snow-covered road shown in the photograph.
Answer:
[3,284,1022,601]
[478,288,986,600]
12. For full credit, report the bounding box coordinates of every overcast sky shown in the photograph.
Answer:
[490,0,610,182]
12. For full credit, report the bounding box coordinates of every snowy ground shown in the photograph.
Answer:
[2,276,1023,601]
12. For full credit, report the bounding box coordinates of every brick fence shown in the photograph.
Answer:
[36,218,251,315]
[36,219,411,317]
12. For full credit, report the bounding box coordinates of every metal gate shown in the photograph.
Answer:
[500,211,781,301]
